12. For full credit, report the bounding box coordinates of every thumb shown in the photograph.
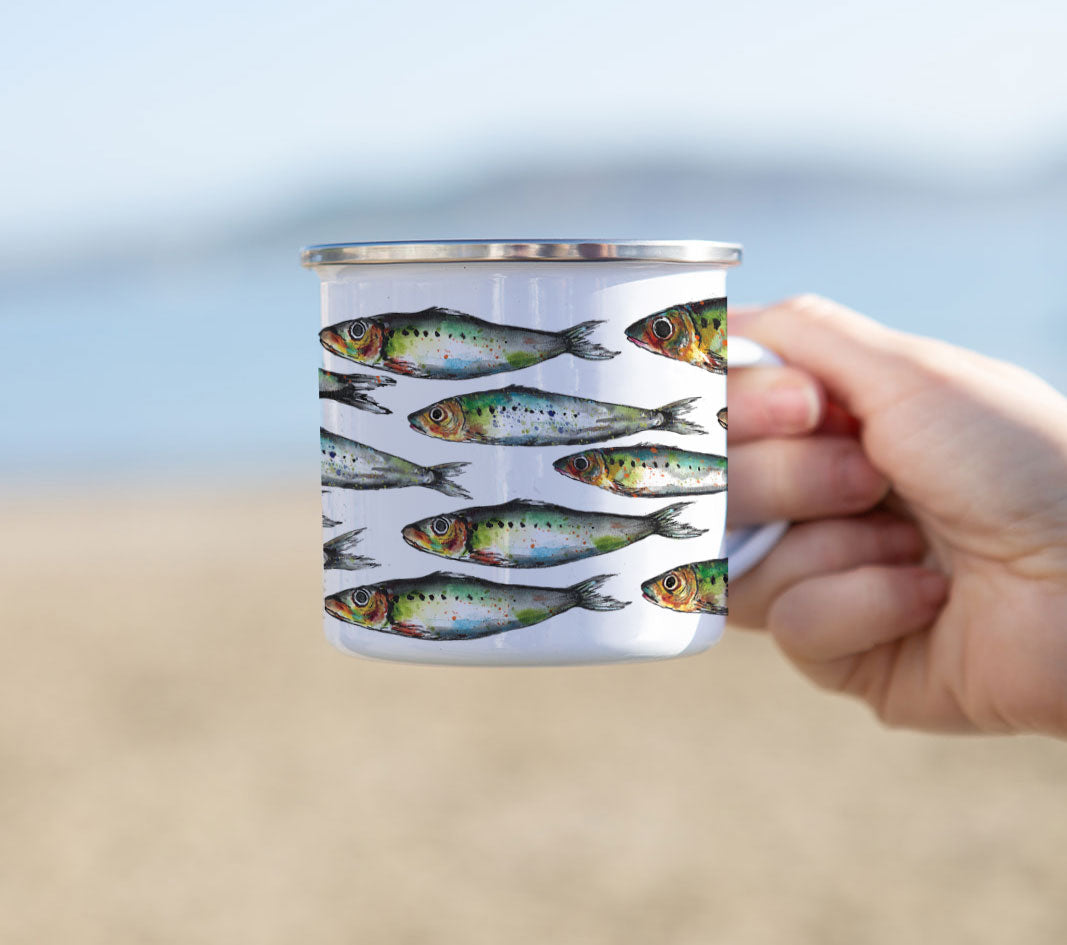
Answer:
[732,295,931,419]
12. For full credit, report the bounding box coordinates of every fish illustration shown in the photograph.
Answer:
[319,307,617,379]
[323,528,380,571]
[642,559,727,615]
[401,498,705,568]
[318,368,396,414]
[625,298,727,374]
[325,571,627,640]
[321,428,471,498]
[554,443,726,497]
[717,407,727,430]
[408,385,705,446]
[322,514,342,528]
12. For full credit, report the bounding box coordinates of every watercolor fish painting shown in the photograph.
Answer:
[409,385,705,446]
[325,571,627,640]
[401,499,704,568]
[318,293,733,636]
[641,559,728,615]
[320,428,471,498]
[320,307,617,379]
[625,298,727,374]
[554,444,727,497]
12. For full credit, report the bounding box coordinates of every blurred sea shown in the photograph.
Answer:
[2,158,1064,485]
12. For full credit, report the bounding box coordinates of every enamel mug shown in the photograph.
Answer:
[303,240,783,666]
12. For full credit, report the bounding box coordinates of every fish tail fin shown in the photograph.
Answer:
[562,320,619,361]
[319,369,395,414]
[323,528,380,571]
[658,396,707,435]
[649,502,706,539]
[570,574,628,612]
[428,462,472,499]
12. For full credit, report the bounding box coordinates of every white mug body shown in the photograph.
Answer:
[308,241,761,666]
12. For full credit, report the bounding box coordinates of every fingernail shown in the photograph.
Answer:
[918,571,949,606]
[765,385,820,433]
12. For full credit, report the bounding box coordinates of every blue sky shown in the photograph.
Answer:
[1,0,1065,482]
[2,0,1066,251]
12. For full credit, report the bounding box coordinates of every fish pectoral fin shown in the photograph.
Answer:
[385,358,423,377]
[469,550,509,567]
[392,621,433,639]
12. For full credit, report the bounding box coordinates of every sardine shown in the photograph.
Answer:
[321,428,471,498]
[717,407,727,430]
[320,307,617,379]
[325,571,627,640]
[554,443,726,497]
[625,298,727,373]
[318,368,396,414]
[401,498,704,568]
[642,559,727,615]
[408,385,705,446]
[323,527,379,571]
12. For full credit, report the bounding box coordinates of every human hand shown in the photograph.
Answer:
[729,296,1067,736]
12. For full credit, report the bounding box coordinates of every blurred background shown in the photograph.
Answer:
[1,1,1065,942]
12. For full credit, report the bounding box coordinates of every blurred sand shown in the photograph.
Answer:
[1,485,1064,945]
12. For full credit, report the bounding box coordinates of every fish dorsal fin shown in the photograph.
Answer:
[427,570,478,581]
[499,384,542,395]
[505,498,564,511]
[415,306,470,319]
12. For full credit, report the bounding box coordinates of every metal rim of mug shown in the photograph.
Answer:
[301,239,742,267]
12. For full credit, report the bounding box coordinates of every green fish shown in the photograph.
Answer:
[625,297,727,374]
[408,385,705,446]
[642,559,727,615]
[402,498,705,568]
[321,428,471,498]
[554,443,726,497]
[318,368,396,415]
[717,407,727,430]
[320,307,617,379]
[325,571,627,640]
[323,527,379,571]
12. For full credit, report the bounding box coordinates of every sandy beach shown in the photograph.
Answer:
[1,484,1064,944]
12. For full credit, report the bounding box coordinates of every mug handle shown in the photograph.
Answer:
[724,336,790,581]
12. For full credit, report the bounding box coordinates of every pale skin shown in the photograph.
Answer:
[726,295,1067,737]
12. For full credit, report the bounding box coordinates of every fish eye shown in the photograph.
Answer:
[429,406,446,423]
[652,317,674,340]
[663,574,680,592]
[353,588,371,606]
[573,456,590,472]
[431,517,450,536]
[349,321,367,341]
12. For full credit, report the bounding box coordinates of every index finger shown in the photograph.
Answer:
[729,296,924,418]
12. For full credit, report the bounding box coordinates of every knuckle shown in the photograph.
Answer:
[785,293,828,311]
